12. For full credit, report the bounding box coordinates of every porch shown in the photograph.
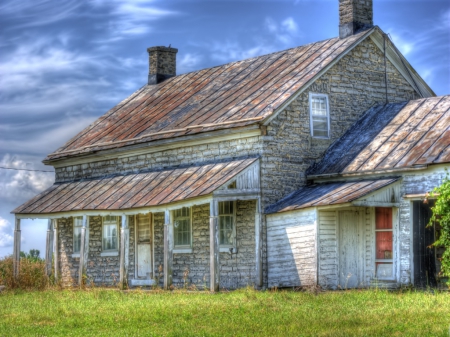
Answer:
[11,158,263,291]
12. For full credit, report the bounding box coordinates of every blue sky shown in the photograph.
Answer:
[0,0,449,257]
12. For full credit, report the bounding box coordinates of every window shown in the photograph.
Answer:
[375,207,393,279]
[102,216,119,251]
[173,207,191,248]
[73,217,83,253]
[219,201,235,246]
[309,93,330,138]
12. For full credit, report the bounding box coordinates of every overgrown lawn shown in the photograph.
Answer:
[1,288,449,336]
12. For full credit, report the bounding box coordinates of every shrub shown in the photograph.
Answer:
[0,255,50,290]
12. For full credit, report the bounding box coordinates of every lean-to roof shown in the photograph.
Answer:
[266,178,398,213]
[13,157,257,215]
[308,95,450,176]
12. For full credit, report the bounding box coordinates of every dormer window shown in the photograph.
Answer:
[309,93,330,138]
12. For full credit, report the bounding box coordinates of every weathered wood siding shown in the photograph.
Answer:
[266,209,317,288]
[318,210,338,288]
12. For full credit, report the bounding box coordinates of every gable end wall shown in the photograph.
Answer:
[261,37,421,207]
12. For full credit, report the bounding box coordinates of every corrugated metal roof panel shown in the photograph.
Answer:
[45,29,374,161]
[308,95,450,176]
[12,158,258,214]
[265,178,399,213]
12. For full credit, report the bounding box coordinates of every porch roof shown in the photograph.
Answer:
[265,178,399,214]
[12,157,257,215]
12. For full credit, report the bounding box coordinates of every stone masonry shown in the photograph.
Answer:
[57,216,135,287]
[147,46,178,85]
[153,201,257,289]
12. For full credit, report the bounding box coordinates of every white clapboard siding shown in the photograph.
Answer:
[266,209,316,288]
[318,210,338,289]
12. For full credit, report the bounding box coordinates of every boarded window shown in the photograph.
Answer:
[174,207,191,247]
[73,217,83,253]
[309,93,330,138]
[219,201,235,246]
[102,216,118,251]
[375,207,393,279]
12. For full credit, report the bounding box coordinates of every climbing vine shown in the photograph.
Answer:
[427,170,450,285]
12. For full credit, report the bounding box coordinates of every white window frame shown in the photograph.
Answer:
[309,92,330,139]
[219,201,236,252]
[374,207,395,281]
[173,207,192,253]
[72,216,83,257]
[101,215,119,255]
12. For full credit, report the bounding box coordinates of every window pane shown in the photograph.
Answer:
[73,227,81,253]
[376,231,393,259]
[376,208,392,229]
[137,214,150,242]
[174,208,191,247]
[376,263,393,278]
[311,95,329,137]
[220,215,234,245]
[103,223,118,250]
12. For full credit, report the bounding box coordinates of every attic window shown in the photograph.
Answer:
[227,181,237,189]
[309,93,330,138]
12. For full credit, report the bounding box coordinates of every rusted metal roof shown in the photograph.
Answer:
[266,178,399,213]
[308,95,450,176]
[13,158,257,214]
[45,29,376,162]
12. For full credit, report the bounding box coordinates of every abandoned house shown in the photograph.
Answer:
[12,0,449,290]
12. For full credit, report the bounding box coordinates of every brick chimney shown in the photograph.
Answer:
[339,0,373,39]
[147,46,178,85]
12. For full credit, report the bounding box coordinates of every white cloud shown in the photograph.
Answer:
[0,217,13,248]
[264,16,301,45]
[282,17,298,34]
[0,154,54,203]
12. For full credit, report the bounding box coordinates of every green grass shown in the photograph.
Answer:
[1,288,449,336]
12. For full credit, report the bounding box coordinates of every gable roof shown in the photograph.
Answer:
[44,28,380,162]
[308,95,450,177]
[265,178,399,213]
[13,157,257,215]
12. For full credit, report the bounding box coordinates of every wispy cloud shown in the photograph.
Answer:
[0,217,13,248]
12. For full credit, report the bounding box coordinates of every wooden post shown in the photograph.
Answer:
[78,215,89,287]
[45,219,54,276]
[53,219,59,281]
[13,218,21,279]
[255,198,263,288]
[210,199,219,292]
[163,210,173,289]
[119,215,130,289]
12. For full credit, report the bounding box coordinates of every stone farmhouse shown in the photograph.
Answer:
[12,0,449,290]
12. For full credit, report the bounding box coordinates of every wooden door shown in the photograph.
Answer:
[136,214,152,279]
[339,210,361,288]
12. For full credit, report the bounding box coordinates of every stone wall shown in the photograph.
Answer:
[55,137,262,183]
[57,216,135,287]
[260,37,420,208]
[153,200,257,289]
[339,0,373,26]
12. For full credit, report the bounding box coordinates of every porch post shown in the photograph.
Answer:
[255,198,263,288]
[53,219,59,281]
[13,218,21,279]
[78,215,89,287]
[45,219,54,276]
[163,210,173,289]
[210,199,219,292]
[119,215,130,289]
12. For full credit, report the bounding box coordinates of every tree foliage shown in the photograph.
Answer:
[20,249,42,262]
[428,171,450,283]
